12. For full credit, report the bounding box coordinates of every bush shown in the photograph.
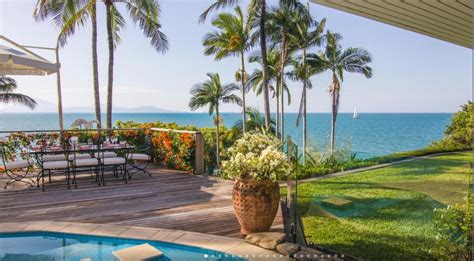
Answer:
[221,133,292,181]
[430,101,472,150]
[434,196,472,260]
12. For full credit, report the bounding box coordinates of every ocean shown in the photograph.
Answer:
[0,113,452,159]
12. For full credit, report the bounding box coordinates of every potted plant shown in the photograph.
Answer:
[222,133,292,235]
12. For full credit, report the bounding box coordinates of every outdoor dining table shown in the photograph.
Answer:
[29,143,135,189]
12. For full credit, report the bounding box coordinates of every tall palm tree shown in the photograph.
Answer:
[200,0,271,130]
[308,31,373,155]
[267,0,309,140]
[291,13,327,161]
[247,48,291,134]
[34,0,102,128]
[0,77,37,109]
[103,0,168,129]
[189,73,241,166]
[202,6,256,134]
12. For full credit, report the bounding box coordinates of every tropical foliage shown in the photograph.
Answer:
[188,73,241,166]
[0,77,36,109]
[307,31,372,155]
[221,133,291,181]
[203,6,256,133]
[430,101,473,150]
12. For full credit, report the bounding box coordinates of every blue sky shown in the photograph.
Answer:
[0,0,471,113]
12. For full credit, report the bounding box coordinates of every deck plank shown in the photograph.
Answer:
[0,166,283,238]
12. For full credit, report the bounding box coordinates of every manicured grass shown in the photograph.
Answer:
[295,152,471,260]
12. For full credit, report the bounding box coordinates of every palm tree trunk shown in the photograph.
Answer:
[276,84,280,136]
[240,51,246,134]
[54,44,63,130]
[105,0,114,130]
[279,37,286,142]
[259,0,271,130]
[330,73,338,156]
[91,2,101,128]
[302,48,307,162]
[215,106,220,167]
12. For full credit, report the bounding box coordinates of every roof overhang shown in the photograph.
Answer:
[310,0,472,49]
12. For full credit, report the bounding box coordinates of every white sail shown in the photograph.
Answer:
[353,106,359,119]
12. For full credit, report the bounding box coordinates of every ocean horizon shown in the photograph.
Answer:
[0,112,453,159]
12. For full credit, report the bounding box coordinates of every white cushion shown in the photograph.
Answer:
[42,154,66,162]
[68,154,91,161]
[4,159,35,170]
[94,152,117,158]
[101,157,126,165]
[43,160,69,169]
[74,158,99,167]
[126,153,151,161]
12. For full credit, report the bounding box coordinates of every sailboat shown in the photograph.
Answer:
[353,106,359,119]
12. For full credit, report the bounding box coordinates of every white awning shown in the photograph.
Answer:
[311,0,472,48]
[0,43,58,76]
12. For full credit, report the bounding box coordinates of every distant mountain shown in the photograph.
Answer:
[0,99,176,113]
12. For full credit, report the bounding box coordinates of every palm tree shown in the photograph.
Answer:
[247,48,291,135]
[103,0,168,129]
[200,0,271,130]
[0,77,37,109]
[308,31,373,155]
[232,107,276,134]
[202,6,256,134]
[267,0,309,140]
[189,73,241,166]
[34,0,102,128]
[291,12,327,161]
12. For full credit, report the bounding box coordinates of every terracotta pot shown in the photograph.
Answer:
[232,178,280,235]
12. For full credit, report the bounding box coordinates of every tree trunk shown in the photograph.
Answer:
[105,0,114,130]
[276,83,279,136]
[302,48,307,162]
[330,73,339,156]
[54,45,63,130]
[240,51,246,134]
[259,0,271,130]
[215,106,220,167]
[279,36,286,142]
[91,2,101,128]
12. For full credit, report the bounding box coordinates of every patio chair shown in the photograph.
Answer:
[100,156,128,186]
[126,137,153,178]
[1,147,35,189]
[70,145,99,188]
[38,150,71,191]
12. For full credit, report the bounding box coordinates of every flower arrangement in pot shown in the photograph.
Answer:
[221,133,292,235]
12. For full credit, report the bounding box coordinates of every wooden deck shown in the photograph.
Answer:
[0,166,283,238]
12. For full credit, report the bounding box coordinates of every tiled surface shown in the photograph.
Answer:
[0,221,281,259]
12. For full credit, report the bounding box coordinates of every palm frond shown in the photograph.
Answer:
[199,0,240,23]
[126,0,169,53]
[0,93,37,110]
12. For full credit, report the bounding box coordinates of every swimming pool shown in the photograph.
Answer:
[0,231,245,260]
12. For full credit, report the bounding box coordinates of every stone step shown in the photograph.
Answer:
[112,243,163,261]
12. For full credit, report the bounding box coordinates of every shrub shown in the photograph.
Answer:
[434,196,472,260]
[430,101,472,150]
[221,133,292,181]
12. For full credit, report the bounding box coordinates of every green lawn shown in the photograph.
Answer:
[295,152,471,260]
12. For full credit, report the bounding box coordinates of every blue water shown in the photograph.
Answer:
[0,113,452,158]
[0,231,244,261]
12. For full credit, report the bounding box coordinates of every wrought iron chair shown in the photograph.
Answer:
[126,136,152,178]
[70,144,99,188]
[99,144,128,186]
[1,147,35,189]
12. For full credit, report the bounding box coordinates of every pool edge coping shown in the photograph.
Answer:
[0,221,289,260]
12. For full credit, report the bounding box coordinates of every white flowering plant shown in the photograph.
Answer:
[221,133,292,181]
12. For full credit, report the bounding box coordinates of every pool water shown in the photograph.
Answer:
[0,231,245,261]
